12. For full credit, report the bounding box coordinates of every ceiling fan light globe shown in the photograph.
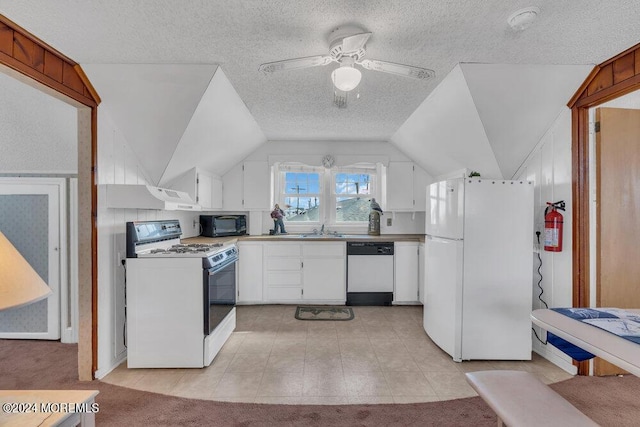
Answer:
[331,66,362,92]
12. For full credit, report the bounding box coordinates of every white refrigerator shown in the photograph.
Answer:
[424,178,533,361]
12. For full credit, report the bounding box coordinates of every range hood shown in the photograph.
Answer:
[106,185,202,211]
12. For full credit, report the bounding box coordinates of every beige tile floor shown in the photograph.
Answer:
[102,305,573,404]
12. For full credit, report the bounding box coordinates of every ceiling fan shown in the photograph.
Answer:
[258,25,435,107]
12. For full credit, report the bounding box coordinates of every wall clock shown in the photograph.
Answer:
[322,154,335,169]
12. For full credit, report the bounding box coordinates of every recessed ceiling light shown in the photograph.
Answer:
[508,7,540,31]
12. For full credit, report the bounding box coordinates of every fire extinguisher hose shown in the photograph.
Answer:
[544,200,565,216]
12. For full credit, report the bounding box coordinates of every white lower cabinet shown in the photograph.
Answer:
[264,242,303,300]
[302,243,346,301]
[418,242,425,304]
[237,242,264,303]
[251,242,346,303]
[238,240,422,305]
[394,241,420,304]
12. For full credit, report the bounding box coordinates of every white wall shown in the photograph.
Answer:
[515,108,575,374]
[239,140,427,234]
[95,106,200,378]
[0,72,77,173]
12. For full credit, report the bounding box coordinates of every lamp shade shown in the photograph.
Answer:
[331,66,362,92]
[0,232,52,311]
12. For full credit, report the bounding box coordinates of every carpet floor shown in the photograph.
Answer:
[1,339,639,426]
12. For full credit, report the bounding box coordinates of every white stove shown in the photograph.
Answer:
[124,219,237,368]
[136,242,225,257]
[126,220,237,265]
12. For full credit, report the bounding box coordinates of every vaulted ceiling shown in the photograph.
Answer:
[2,1,640,180]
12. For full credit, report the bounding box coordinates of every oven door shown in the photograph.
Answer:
[203,258,236,335]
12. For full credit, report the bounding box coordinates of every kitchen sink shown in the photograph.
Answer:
[301,233,345,238]
[272,233,374,239]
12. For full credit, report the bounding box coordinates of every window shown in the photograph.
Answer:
[275,162,379,229]
[281,171,322,222]
[333,171,375,222]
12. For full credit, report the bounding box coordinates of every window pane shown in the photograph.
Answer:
[335,172,373,195]
[283,197,320,222]
[307,179,320,194]
[336,197,369,222]
[356,178,371,194]
[284,172,320,195]
[287,183,308,195]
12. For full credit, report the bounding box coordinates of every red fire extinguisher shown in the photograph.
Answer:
[544,201,565,252]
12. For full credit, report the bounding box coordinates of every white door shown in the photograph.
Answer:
[394,242,419,303]
[425,179,464,239]
[303,258,345,300]
[196,170,213,209]
[242,161,270,210]
[423,236,463,360]
[0,178,65,339]
[237,243,263,303]
[386,162,414,210]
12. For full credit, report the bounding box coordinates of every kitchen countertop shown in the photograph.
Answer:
[182,234,424,244]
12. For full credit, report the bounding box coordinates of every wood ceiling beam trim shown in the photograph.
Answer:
[0,14,99,107]
[0,14,76,65]
[74,65,102,105]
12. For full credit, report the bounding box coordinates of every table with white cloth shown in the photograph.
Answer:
[531,308,640,376]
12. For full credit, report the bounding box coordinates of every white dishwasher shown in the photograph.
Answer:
[346,242,394,306]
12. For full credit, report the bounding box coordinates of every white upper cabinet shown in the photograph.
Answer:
[223,163,243,210]
[413,165,430,211]
[386,162,430,211]
[242,161,270,210]
[166,167,222,210]
[210,175,223,210]
[223,161,270,211]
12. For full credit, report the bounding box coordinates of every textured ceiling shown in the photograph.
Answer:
[2,0,640,142]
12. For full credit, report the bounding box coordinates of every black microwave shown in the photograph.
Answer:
[200,215,246,237]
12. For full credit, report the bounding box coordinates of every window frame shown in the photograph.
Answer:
[274,163,380,232]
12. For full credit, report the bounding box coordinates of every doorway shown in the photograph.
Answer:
[0,15,98,380]
[591,104,640,375]
[0,178,67,340]
[570,42,640,376]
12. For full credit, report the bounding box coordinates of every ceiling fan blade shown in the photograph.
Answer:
[358,59,435,80]
[259,55,333,74]
[341,32,372,53]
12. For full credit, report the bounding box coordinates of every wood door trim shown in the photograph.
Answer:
[570,42,640,375]
[0,14,100,380]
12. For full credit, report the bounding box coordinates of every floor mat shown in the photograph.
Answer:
[295,306,354,321]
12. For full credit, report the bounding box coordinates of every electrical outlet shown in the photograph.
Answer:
[193,219,198,228]
[387,218,392,226]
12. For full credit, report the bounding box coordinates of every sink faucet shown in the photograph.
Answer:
[320,224,325,235]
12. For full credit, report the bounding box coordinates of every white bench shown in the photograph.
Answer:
[465,370,599,427]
